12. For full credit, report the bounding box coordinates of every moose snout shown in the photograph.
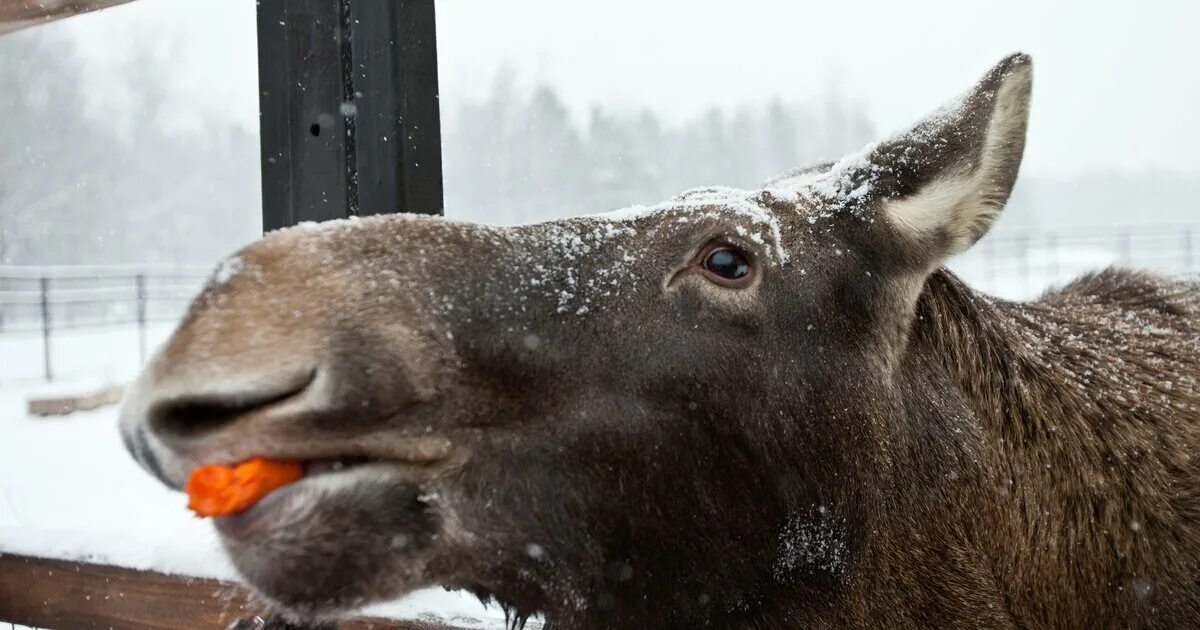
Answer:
[119,363,323,485]
[120,222,455,489]
[144,366,317,445]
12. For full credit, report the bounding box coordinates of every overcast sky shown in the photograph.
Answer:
[61,0,1200,178]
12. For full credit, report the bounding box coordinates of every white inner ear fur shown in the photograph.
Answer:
[884,65,1032,258]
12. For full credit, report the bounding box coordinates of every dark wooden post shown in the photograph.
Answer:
[252,2,444,627]
[257,0,444,231]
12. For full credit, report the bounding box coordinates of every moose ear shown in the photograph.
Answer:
[868,53,1032,259]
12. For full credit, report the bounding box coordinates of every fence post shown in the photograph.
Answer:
[136,273,147,365]
[257,0,444,231]
[40,276,51,381]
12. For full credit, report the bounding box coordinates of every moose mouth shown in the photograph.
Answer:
[211,455,461,618]
[210,447,459,537]
[211,456,376,535]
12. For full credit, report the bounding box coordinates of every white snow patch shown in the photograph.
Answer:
[773,510,847,582]
[502,218,647,317]
[786,143,879,214]
[589,185,791,265]
[211,255,244,286]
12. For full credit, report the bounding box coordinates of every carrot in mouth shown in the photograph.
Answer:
[185,457,305,517]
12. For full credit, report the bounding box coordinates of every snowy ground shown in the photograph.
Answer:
[0,323,177,386]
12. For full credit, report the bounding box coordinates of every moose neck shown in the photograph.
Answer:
[912,269,1086,443]
[900,268,1198,626]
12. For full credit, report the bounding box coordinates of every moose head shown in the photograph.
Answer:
[121,54,1034,626]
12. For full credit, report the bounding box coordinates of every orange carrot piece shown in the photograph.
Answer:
[185,457,304,517]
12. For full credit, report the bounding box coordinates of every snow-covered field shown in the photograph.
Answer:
[0,323,177,386]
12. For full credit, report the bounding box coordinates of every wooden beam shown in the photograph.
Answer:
[0,553,459,629]
[0,0,137,34]
[257,0,444,232]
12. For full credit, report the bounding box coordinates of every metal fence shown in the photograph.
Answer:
[951,224,1198,299]
[1,225,1197,383]
[0,264,210,380]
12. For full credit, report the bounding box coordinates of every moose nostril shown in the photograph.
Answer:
[148,369,316,442]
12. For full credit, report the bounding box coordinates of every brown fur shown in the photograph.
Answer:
[119,54,1200,628]
[858,268,1200,628]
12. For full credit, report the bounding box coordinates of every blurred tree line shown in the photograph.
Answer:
[444,73,875,225]
[0,28,874,265]
[0,28,259,266]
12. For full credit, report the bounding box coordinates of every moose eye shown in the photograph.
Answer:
[701,246,752,284]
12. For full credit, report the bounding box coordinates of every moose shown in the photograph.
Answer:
[120,53,1200,628]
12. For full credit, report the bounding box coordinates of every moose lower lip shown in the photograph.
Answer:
[212,458,447,537]
[213,479,306,535]
[213,459,371,533]
[211,460,367,535]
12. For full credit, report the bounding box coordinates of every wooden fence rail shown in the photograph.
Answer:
[0,0,137,34]
[0,554,458,630]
